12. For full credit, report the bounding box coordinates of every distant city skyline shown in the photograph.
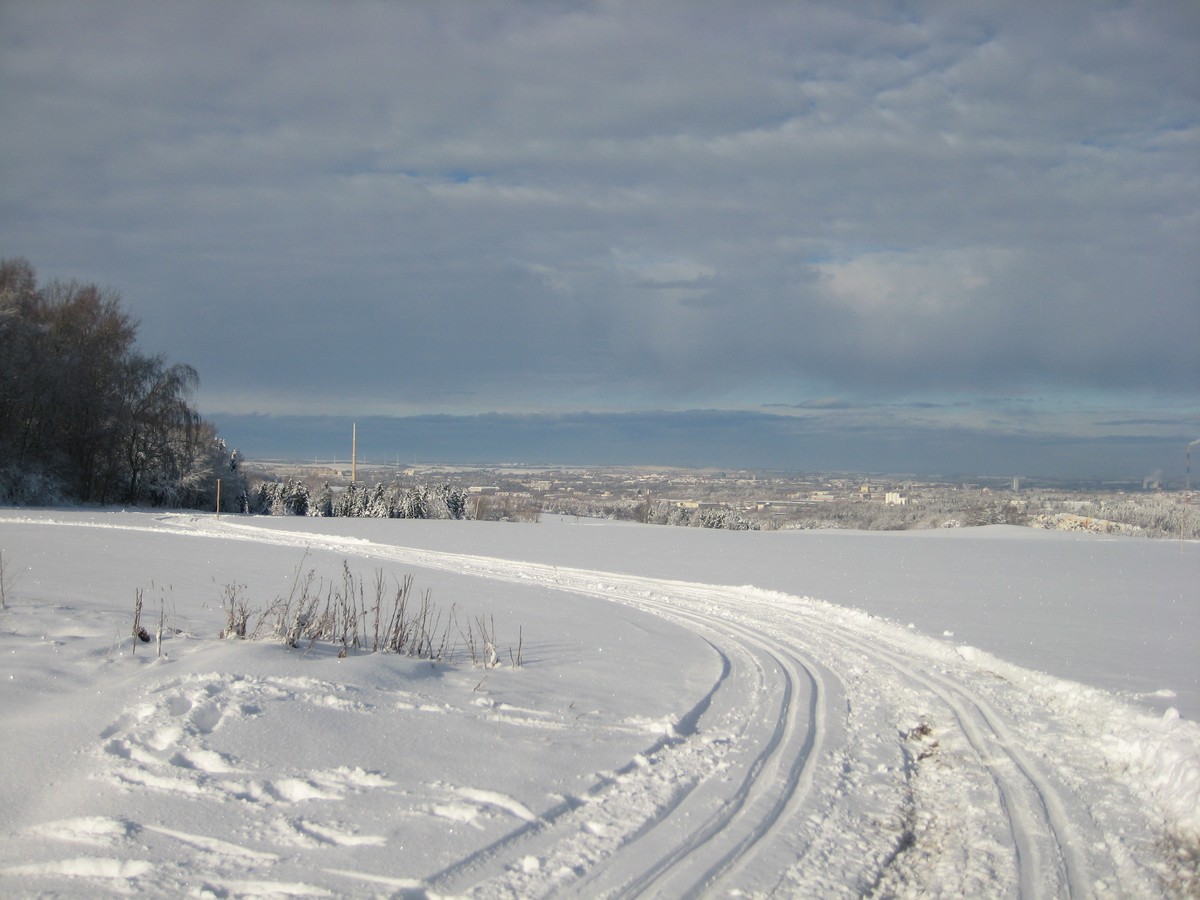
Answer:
[3,1,1196,477]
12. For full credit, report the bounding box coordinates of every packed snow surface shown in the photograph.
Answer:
[1,509,1197,897]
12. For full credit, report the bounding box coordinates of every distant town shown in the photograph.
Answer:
[243,459,1200,539]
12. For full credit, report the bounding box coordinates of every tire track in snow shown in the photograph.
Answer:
[414,639,740,895]
[150,516,1146,895]
[296,537,833,896]
[663,581,1102,897]
[557,591,827,899]
[802,610,1097,898]
[154,517,837,894]
[422,585,826,898]
[563,574,1099,898]
[350,541,1102,896]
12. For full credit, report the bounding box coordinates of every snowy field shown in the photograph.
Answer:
[0,509,1197,897]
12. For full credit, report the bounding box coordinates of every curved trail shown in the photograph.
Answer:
[50,514,1180,895]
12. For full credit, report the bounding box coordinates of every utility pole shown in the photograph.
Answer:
[352,423,357,484]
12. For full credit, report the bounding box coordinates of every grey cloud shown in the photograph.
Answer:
[1,0,1196,473]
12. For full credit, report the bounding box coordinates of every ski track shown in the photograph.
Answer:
[7,513,1184,896]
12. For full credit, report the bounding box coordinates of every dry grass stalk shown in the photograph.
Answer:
[210,559,521,668]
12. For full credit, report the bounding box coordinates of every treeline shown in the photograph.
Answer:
[252,480,469,519]
[1030,494,1200,539]
[545,492,1199,537]
[544,496,758,529]
[546,495,1036,531]
[0,257,243,509]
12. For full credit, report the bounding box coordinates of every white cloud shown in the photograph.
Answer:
[815,249,1000,318]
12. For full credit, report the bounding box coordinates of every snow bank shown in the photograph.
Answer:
[1107,707,1200,848]
[950,642,1200,855]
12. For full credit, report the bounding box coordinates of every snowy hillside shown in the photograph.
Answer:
[1,510,1197,896]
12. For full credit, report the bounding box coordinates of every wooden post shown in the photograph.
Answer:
[216,478,221,519]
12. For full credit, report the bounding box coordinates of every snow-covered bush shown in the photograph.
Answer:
[0,466,69,507]
[472,493,540,522]
[698,508,752,530]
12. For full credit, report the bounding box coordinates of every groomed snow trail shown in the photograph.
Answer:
[144,514,1191,898]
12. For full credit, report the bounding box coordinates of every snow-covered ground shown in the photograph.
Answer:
[0,509,1197,897]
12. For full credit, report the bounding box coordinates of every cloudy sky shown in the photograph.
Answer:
[2,1,1197,476]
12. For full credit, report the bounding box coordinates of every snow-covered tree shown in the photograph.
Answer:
[310,482,333,517]
[365,483,390,518]
[286,480,310,516]
[433,482,468,519]
[396,486,426,519]
[335,483,367,517]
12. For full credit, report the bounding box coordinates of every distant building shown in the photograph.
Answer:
[885,492,908,506]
